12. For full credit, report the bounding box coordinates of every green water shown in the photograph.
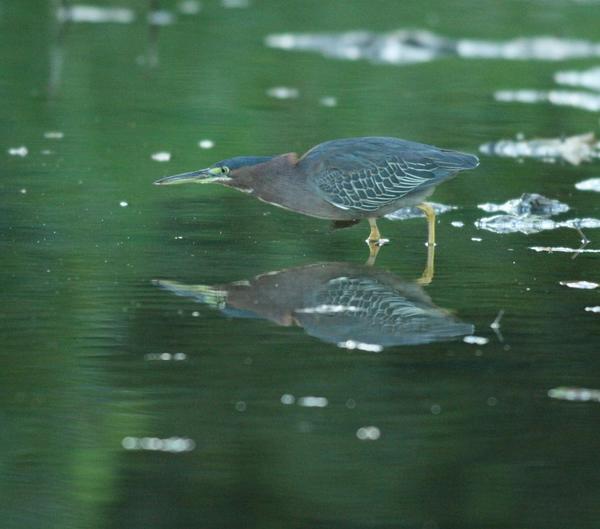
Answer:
[2,1,600,528]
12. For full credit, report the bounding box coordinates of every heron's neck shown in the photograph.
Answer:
[234,153,299,188]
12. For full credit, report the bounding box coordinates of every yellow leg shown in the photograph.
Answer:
[366,241,381,266]
[416,239,435,285]
[367,218,381,243]
[417,202,436,248]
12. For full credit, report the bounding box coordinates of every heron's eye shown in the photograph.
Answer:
[222,166,230,175]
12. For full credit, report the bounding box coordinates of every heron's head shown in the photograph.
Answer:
[153,156,275,186]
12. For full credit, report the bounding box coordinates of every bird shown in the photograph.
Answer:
[154,136,479,246]
[153,261,474,350]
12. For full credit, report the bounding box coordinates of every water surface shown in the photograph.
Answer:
[2,1,600,528]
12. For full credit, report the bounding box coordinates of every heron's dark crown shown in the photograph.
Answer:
[215,156,275,171]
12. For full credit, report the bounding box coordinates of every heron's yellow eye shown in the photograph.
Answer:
[222,166,230,175]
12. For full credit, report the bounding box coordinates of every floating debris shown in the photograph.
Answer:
[356,426,381,441]
[559,280,598,289]
[471,237,482,242]
[463,335,489,345]
[477,216,600,235]
[121,436,195,452]
[480,132,599,165]
[319,96,338,107]
[147,10,176,26]
[585,306,600,313]
[8,146,28,157]
[451,220,464,228]
[555,66,600,92]
[266,86,299,99]
[530,246,600,254]
[266,30,600,66]
[57,5,135,24]
[297,396,328,408]
[385,202,455,221]
[144,352,187,361]
[495,89,600,113]
[119,200,128,207]
[151,151,171,162]
[178,0,202,15]
[575,177,600,192]
[198,139,215,149]
[44,131,64,139]
[548,387,600,403]
[478,193,569,216]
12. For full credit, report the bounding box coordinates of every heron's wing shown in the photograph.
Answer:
[299,137,478,213]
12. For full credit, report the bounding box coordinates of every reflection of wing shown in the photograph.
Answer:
[299,137,478,213]
[294,275,474,347]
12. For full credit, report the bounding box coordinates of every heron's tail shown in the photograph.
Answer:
[152,279,227,308]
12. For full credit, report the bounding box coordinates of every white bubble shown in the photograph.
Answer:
[451,221,464,227]
[151,151,171,162]
[235,401,247,412]
[266,86,299,99]
[119,200,128,207]
[463,335,489,345]
[8,146,28,157]
[191,311,200,317]
[121,437,139,450]
[198,139,215,149]
[178,0,202,15]
[356,426,380,440]
[44,131,64,139]
[222,0,249,8]
[280,393,295,405]
[297,396,328,408]
[430,404,441,414]
[319,96,337,107]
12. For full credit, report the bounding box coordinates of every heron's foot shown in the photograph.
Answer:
[366,237,390,247]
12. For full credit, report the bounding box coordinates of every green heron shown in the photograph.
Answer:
[154,262,474,349]
[154,136,479,245]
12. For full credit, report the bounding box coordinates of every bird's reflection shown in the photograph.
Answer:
[154,262,473,350]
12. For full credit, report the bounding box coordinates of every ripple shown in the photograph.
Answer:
[266,30,600,66]
[480,132,599,165]
[495,89,600,112]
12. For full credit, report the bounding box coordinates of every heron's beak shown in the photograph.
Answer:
[153,167,232,186]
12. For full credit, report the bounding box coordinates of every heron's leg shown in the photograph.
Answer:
[417,202,436,248]
[367,218,381,243]
[366,241,381,266]
[416,239,435,285]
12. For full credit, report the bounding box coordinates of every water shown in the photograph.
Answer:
[2,1,600,528]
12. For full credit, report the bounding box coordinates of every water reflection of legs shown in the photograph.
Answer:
[366,225,435,283]
[416,240,435,285]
